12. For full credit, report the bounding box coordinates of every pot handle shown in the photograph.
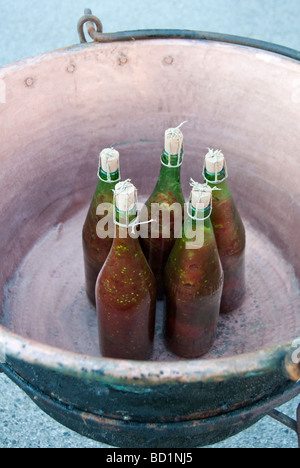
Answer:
[78,9,103,43]
[284,338,300,382]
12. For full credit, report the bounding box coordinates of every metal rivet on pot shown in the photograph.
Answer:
[67,64,76,73]
[119,54,128,65]
[163,56,174,65]
[25,77,34,87]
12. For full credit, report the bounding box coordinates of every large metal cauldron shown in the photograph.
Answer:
[0,12,300,448]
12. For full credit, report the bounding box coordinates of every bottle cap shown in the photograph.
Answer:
[205,148,225,174]
[100,148,120,174]
[164,127,184,156]
[114,179,137,213]
[191,183,212,211]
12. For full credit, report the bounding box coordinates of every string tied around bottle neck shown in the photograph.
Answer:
[203,148,228,184]
[187,179,221,221]
[113,179,156,234]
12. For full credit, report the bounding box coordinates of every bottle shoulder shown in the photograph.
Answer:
[207,179,231,198]
[146,187,185,207]
[145,163,185,205]
[97,238,155,306]
[165,236,223,298]
[146,177,185,206]
[93,179,116,199]
[167,217,218,259]
[84,180,115,219]
[105,236,154,274]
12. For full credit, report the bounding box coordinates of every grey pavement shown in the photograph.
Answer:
[0,0,300,449]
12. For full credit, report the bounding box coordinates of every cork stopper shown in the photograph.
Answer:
[164,127,184,156]
[205,149,225,174]
[190,183,212,211]
[100,148,120,174]
[114,180,137,213]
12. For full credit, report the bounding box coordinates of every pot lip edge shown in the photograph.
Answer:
[1,29,300,71]
[0,324,297,384]
[89,29,300,64]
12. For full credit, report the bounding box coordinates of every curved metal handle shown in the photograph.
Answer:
[77,8,103,43]
[284,338,300,382]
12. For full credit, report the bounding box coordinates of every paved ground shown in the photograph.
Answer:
[0,0,300,448]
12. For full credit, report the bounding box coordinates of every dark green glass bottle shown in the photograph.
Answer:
[82,148,121,305]
[164,181,223,358]
[204,149,246,313]
[140,126,186,300]
[96,180,156,360]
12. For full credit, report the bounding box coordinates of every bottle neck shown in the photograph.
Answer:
[98,166,121,183]
[156,149,183,185]
[188,204,212,227]
[204,167,227,183]
[183,205,214,248]
[113,206,138,240]
[190,204,211,219]
[161,147,184,168]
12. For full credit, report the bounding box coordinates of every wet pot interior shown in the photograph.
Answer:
[0,38,300,363]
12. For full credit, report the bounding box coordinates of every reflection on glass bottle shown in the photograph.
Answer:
[140,124,186,300]
[82,148,121,305]
[204,149,246,313]
[96,180,156,360]
[164,180,224,359]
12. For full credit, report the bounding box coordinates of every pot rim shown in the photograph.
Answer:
[1,28,300,71]
[77,27,300,63]
[0,325,295,384]
[0,31,299,385]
